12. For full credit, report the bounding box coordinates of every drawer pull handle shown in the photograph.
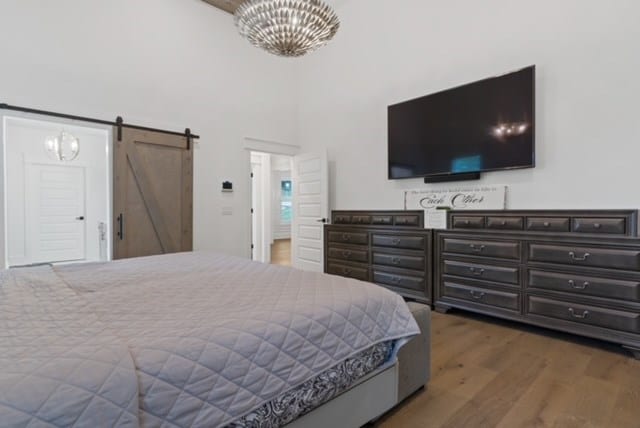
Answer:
[568,280,589,290]
[501,220,507,226]
[464,220,470,225]
[569,251,591,261]
[543,221,550,227]
[343,268,352,275]
[469,290,485,299]
[342,234,351,241]
[568,308,589,319]
[469,267,485,276]
[390,276,402,284]
[342,251,352,258]
[469,244,486,252]
[391,257,401,265]
[593,223,602,229]
[391,238,401,245]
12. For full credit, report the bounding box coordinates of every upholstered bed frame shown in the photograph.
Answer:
[290,302,431,428]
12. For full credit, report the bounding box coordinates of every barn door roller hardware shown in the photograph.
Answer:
[185,128,192,150]
[0,102,199,149]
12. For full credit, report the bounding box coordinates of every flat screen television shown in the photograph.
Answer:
[388,66,535,181]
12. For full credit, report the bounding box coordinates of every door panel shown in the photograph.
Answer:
[113,128,193,259]
[26,164,86,263]
[292,151,328,272]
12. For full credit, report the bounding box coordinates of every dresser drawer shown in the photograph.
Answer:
[572,218,626,235]
[442,281,519,311]
[371,215,393,225]
[327,262,369,281]
[528,270,640,302]
[327,246,369,263]
[333,214,351,224]
[528,244,640,271]
[451,216,485,229]
[328,231,368,245]
[526,217,570,232]
[373,270,425,292]
[351,215,371,225]
[373,234,426,250]
[443,238,520,260]
[394,215,421,227]
[373,252,425,270]
[527,296,640,334]
[486,216,524,230]
[444,260,519,285]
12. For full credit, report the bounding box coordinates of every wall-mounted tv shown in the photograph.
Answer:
[388,66,535,182]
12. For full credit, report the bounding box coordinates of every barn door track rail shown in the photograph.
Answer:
[0,102,199,150]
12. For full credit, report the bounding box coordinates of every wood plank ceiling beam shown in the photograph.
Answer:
[201,0,244,14]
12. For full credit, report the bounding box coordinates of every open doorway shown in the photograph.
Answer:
[250,151,293,267]
[2,115,111,268]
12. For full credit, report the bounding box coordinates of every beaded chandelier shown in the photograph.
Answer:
[234,0,340,57]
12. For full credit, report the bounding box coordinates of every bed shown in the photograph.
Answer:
[0,252,421,427]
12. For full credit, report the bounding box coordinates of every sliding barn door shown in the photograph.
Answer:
[113,127,193,259]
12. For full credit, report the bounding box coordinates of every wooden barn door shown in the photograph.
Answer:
[113,127,193,259]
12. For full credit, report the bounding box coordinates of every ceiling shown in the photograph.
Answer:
[202,0,347,14]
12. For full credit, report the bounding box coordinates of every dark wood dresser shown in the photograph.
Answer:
[324,210,433,304]
[434,210,640,358]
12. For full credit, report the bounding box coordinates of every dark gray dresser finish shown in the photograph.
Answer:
[325,210,433,304]
[435,209,640,359]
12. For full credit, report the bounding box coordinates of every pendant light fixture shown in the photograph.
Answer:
[234,0,340,57]
[44,131,80,161]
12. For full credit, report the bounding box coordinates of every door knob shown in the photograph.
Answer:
[317,218,328,223]
[76,216,85,221]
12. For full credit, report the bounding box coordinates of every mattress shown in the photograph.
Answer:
[0,252,419,427]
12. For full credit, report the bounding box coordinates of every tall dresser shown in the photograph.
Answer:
[434,209,640,358]
[324,210,432,304]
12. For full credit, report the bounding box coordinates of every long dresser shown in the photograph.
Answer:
[324,210,432,304]
[434,209,640,359]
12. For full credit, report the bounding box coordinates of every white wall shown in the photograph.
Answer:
[3,117,110,266]
[0,0,297,258]
[295,0,640,211]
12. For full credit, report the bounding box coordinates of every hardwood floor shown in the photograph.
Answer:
[271,239,291,266]
[376,311,640,428]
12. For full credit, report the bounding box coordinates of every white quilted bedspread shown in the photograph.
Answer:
[1,252,419,428]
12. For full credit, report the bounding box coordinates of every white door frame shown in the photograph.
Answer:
[1,113,113,268]
[244,137,300,262]
[250,153,270,263]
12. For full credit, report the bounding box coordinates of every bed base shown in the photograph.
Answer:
[288,363,399,428]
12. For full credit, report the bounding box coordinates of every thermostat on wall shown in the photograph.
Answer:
[222,181,233,192]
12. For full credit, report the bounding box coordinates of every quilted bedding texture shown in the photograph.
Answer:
[1,252,419,428]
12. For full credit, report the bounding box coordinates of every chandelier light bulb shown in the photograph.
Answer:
[234,0,340,57]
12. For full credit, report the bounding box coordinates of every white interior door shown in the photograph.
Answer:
[26,164,86,264]
[292,151,329,272]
